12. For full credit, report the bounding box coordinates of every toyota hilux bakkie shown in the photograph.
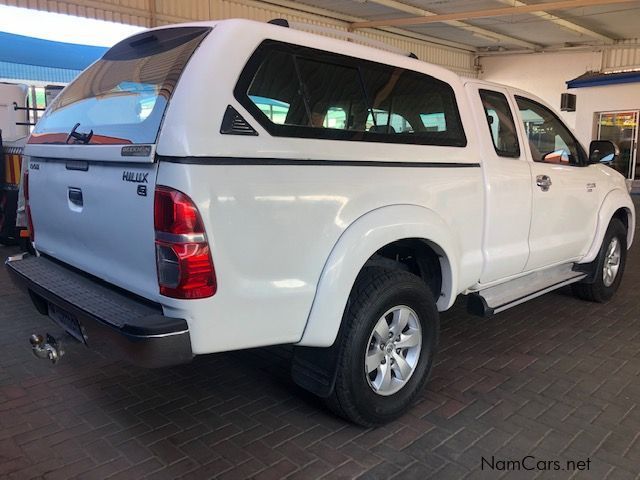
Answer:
[6,19,635,426]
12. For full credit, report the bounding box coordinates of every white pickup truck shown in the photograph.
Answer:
[6,19,635,426]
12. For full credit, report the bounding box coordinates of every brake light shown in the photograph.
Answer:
[23,170,34,242]
[154,186,216,299]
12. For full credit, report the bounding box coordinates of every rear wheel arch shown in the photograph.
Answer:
[298,205,458,348]
[364,238,447,301]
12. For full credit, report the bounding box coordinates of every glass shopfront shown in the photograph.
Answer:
[596,111,639,179]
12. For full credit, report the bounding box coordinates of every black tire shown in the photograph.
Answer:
[326,267,439,426]
[572,218,627,303]
[0,235,18,246]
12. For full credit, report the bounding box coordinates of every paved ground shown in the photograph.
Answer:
[1,211,640,480]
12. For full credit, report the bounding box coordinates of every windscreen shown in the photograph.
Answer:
[30,27,211,145]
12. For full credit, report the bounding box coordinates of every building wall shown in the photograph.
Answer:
[479,50,601,132]
[573,83,640,148]
[480,49,640,148]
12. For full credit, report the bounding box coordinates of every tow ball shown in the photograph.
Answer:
[29,334,64,364]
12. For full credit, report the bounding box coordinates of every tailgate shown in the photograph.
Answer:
[21,26,212,301]
[28,158,160,300]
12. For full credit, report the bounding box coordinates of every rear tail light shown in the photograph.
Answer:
[154,186,216,299]
[23,170,34,242]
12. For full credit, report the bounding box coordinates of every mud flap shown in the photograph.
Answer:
[291,343,341,398]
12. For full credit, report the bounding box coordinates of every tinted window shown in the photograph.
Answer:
[479,90,520,158]
[361,63,464,143]
[31,27,210,145]
[296,57,369,130]
[515,96,585,166]
[237,41,466,147]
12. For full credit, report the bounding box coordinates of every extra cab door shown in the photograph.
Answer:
[467,83,532,284]
[513,94,602,270]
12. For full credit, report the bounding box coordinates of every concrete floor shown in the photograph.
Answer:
[1,206,639,479]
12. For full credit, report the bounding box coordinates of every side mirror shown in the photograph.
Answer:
[589,140,619,164]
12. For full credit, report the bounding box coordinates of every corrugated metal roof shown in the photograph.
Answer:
[0,0,480,76]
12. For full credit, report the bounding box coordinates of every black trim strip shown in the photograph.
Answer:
[158,156,481,168]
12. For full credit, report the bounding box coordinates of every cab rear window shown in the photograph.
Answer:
[30,27,210,145]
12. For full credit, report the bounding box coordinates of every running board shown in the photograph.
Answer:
[467,264,587,317]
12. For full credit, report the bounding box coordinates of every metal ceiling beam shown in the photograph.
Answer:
[256,0,477,51]
[351,0,638,29]
[493,0,615,43]
[357,0,540,49]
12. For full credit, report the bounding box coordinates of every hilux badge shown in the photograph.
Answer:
[122,171,148,183]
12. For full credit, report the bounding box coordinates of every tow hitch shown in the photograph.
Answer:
[29,334,64,364]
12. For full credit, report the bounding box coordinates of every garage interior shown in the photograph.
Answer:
[1,0,639,479]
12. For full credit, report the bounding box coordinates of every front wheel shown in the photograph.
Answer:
[572,218,627,303]
[326,267,439,426]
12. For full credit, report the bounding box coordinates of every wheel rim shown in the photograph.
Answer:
[364,305,422,396]
[603,236,621,287]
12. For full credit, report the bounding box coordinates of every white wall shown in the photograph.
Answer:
[479,50,601,131]
[479,50,640,149]
[573,83,640,147]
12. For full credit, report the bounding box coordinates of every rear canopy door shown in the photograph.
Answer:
[28,26,211,159]
[25,27,210,301]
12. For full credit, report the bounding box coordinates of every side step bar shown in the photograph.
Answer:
[467,263,587,317]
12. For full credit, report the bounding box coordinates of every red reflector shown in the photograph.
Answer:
[154,186,216,300]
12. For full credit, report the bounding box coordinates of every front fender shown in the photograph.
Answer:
[297,204,460,347]
[581,188,635,264]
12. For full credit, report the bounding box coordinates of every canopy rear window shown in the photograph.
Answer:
[30,27,210,145]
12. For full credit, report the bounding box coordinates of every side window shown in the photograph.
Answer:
[366,111,412,133]
[515,96,585,166]
[360,64,465,145]
[235,40,467,146]
[246,49,302,126]
[249,96,290,125]
[295,57,369,130]
[479,90,520,158]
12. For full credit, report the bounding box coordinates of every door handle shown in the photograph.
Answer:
[68,187,83,206]
[536,175,552,192]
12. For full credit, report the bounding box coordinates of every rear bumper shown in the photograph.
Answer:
[5,253,193,368]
